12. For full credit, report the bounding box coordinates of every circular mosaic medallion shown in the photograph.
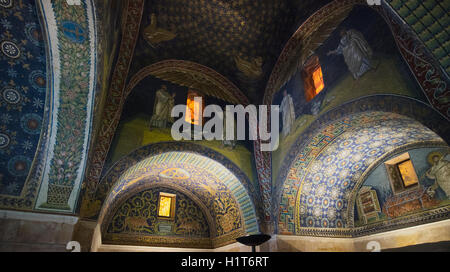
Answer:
[2,87,21,104]
[8,155,31,177]
[327,177,337,186]
[0,0,13,8]
[25,23,44,47]
[305,216,315,227]
[311,172,323,184]
[1,40,20,58]
[28,70,46,92]
[323,154,336,166]
[0,133,10,149]
[339,139,354,148]
[306,195,315,207]
[21,113,42,134]
[340,178,351,189]
[61,21,86,44]
[335,200,344,211]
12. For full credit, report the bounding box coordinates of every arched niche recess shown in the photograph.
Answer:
[81,142,262,249]
[275,95,450,237]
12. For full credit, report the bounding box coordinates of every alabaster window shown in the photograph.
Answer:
[385,152,419,194]
[301,55,325,102]
[157,192,176,220]
[185,90,204,125]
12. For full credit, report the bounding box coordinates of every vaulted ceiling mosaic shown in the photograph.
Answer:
[96,151,259,235]
[0,1,46,198]
[277,111,446,236]
[128,0,332,102]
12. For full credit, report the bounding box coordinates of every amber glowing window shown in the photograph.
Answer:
[158,192,176,219]
[301,55,325,102]
[312,67,325,94]
[385,152,419,194]
[185,90,204,125]
[397,160,419,188]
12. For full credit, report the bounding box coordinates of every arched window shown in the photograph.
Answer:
[185,90,204,125]
[385,152,419,194]
[158,192,176,220]
[301,55,325,102]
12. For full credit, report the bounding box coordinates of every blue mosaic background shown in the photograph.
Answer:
[0,1,46,196]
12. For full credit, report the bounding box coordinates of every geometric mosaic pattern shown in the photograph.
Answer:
[386,0,450,75]
[296,117,442,230]
[278,111,445,234]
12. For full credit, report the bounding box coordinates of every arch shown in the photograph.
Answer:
[294,117,442,230]
[275,95,450,235]
[263,0,365,106]
[101,182,217,249]
[347,143,450,237]
[83,57,276,224]
[84,58,251,206]
[263,0,449,115]
[125,60,250,105]
[81,142,261,247]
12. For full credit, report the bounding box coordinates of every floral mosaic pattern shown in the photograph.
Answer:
[95,149,259,236]
[33,0,97,212]
[0,0,97,212]
[0,1,46,197]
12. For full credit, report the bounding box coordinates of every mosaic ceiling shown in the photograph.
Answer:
[128,0,332,102]
[278,111,445,235]
[296,117,441,230]
[91,150,260,247]
[0,0,97,213]
[385,0,450,75]
[102,152,258,232]
[0,1,46,197]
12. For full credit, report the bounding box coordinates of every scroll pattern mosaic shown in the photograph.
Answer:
[104,188,212,248]
[97,151,258,236]
[33,0,97,213]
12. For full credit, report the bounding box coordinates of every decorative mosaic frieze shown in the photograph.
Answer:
[33,0,97,212]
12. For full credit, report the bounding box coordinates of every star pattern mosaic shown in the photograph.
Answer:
[0,1,46,196]
[129,0,331,101]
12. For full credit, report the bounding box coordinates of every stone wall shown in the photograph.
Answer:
[265,219,450,252]
[0,210,78,252]
[1,209,448,252]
